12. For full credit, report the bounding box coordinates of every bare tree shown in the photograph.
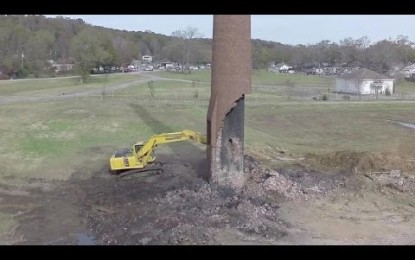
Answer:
[396,35,415,65]
[172,26,202,73]
[356,36,371,67]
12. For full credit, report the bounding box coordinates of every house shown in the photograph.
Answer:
[402,63,415,78]
[160,61,175,69]
[47,60,74,72]
[336,68,394,95]
[274,63,293,73]
[142,55,153,63]
[51,63,74,72]
[314,68,324,75]
[323,67,340,76]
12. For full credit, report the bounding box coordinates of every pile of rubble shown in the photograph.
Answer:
[81,155,349,245]
[242,155,339,200]
[366,170,415,193]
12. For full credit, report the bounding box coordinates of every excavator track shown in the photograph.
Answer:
[117,162,164,178]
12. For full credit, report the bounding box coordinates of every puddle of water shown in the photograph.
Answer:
[387,120,415,130]
[398,122,415,130]
[74,233,96,245]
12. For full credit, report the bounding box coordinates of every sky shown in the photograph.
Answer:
[46,15,415,45]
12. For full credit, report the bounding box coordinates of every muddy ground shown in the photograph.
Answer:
[1,152,415,245]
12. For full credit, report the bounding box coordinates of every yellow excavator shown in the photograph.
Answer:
[109,130,207,177]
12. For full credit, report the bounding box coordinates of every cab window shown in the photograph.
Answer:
[134,145,143,153]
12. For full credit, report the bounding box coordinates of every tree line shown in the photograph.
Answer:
[0,15,414,81]
[252,36,415,72]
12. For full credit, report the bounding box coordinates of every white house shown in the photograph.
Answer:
[275,63,292,73]
[160,61,175,69]
[51,63,74,72]
[402,63,415,77]
[142,55,153,63]
[336,68,394,95]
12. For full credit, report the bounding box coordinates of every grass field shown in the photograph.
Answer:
[246,102,415,155]
[114,80,210,99]
[154,70,212,83]
[155,69,336,86]
[0,71,415,184]
[0,212,14,244]
[0,98,208,181]
[0,73,140,96]
[112,79,278,102]
[155,69,415,88]
[2,70,415,245]
[1,96,414,183]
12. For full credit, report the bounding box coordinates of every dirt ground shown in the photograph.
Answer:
[1,147,414,245]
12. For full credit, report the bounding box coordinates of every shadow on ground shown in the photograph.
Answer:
[129,103,209,181]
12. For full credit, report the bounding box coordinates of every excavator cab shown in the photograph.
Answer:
[134,143,143,154]
[113,148,132,158]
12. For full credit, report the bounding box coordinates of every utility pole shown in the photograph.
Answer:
[21,51,24,70]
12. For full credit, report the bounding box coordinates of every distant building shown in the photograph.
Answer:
[51,63,74,72]
[336,68,394,95]
[47,60,74,72]
[274,63,293,73]
[142,55,153,63]
[402,63,415,77]
[323,67,340,75]
[160,61,175,69]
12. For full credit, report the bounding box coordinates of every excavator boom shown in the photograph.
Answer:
[136,130,207,158]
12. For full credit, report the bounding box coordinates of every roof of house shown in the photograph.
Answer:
[275,63,290,68]
[338,68,392,80]
[403,63,415,70]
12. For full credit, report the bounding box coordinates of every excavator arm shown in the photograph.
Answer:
[109,130,207,174]
[135,130,207,158]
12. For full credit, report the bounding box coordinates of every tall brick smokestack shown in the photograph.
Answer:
[207,15,252,190]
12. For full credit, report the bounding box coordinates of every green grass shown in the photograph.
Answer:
[1,95,415,182]
[152,69,339,101]
[113,80,210,99]
[0,97,208,181]
[154,69,415,94]
[245,102,415,157]
[0,73,140,96]
[395,79,415,93]
[252,69,334,86]
[154,69,335,86]
[1,72,415,183]
[154,70,211,83]
[0,212,14,245]
[153,70,415,102]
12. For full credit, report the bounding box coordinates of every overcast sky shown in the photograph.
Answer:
[46,15,415,45]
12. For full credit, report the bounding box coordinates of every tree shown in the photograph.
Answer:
[355,36,371,67]
[24,30,55,76]
[339,37,360,66]
[0,19,30,76]
[171,26,202,72]
[70,28,116,83]
[395,35,415,65]
[113,36,139,66]
[5,15,415,80]
[366,40,399,72]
